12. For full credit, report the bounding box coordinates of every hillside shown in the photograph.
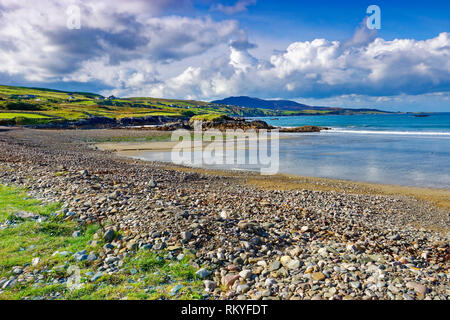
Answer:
[212,96,389,114]
[0,85,279,125]
[0,85,391,126]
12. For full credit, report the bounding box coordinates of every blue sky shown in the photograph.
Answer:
[0,0,449,111]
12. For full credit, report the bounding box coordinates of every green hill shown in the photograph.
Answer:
[0,85,391,126]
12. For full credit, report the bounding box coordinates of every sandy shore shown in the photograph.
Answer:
[96,136,450,212]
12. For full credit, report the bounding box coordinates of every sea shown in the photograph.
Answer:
[135,113,450,188]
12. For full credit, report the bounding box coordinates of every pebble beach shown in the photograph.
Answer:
[0,127,449,300]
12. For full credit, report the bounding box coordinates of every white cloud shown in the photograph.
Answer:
[146,32,450,101]
[0,0,240,81]
[212,0,257,15]
[0,0,448,111]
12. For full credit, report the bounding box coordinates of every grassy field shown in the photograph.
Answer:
[0,84,388,126]
[0,85,276,124]
[0,113,51,119]
[0,185,204,300]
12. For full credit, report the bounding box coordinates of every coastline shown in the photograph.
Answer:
[0,128,449,300]
[95,135,450,212]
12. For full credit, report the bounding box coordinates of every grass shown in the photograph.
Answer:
[190,114,226,122]
[0,184,205,300]
[0,113,51,119]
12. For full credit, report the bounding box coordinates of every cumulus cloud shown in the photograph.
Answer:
[0,0,448,108]
[212,0,257,15]
[148,32,450,100]
[0,0,240,82]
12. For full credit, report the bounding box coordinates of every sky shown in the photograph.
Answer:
[0,0,449,111]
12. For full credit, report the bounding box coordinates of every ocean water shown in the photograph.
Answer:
[136,113,450,188]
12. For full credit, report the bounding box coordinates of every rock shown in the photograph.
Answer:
[196,268,211,279]
[221,274,240,289]
[126,241,138,251]
[350,281,362,289]
[318,247,328,257]
[269,260,281,271]
[151,231,162,238]
[87,253,97,261]
[75,254,88,262]
[311,272,326,281]
[219,210,229,219]
[280,255,292,266]
[2,278,17,289]
[170,284,183,296]
[406,282,429,295]
[148,179,157,188]
[103,229,116,243]
[176,253,185,261]
[286,259,301,270]
[12,267,23,275]
[346,243,358,253]
[181,231,192,241]
[105,256,118,264]
[72,231,81,237]
[13,211,39,220]
[91,272,103,282]
[265,278,276,287]
[236,284,250,294]
[239,270,252,279]
[203,280,216,292]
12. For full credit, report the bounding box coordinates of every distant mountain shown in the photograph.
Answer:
[211,96,321,111]
[211,96,335,111]
[211,96,389,114]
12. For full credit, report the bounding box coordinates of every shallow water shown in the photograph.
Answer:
[133,114,450,188]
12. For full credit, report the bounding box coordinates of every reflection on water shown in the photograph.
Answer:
[133,132,450,188]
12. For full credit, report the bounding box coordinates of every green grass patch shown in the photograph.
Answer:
[0,113,50,119]
[0,184,205,300]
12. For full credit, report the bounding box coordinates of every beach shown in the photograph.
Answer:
[0,127,449,300]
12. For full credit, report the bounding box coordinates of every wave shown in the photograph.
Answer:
[326,128,450,136]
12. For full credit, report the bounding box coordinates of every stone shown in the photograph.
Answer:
[318,247,328,257]
[2,279,17,289]
[103,229,116,243]
[196,268,211,279]
[280,255,292,266]
[148,179,157,188]
[239,270,252,279]
[221,274,240,289]
[181,231,192,241]
[265,278,276,287]
[236,284,250,294]
[13,211,39,220]
[286,259,301,270]
[311,272,326,281]
[91,272,103,282]
[219,210,229,219]
[170,284,183,296]
[269,260,281,271]
[12,267,23,275]
[406,282,429,295]
[350,281,362,289]
[203,280,216,292]
[87,253,97,261]
[72,231,81,237]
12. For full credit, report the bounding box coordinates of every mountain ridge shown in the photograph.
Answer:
[211,96,388,113]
